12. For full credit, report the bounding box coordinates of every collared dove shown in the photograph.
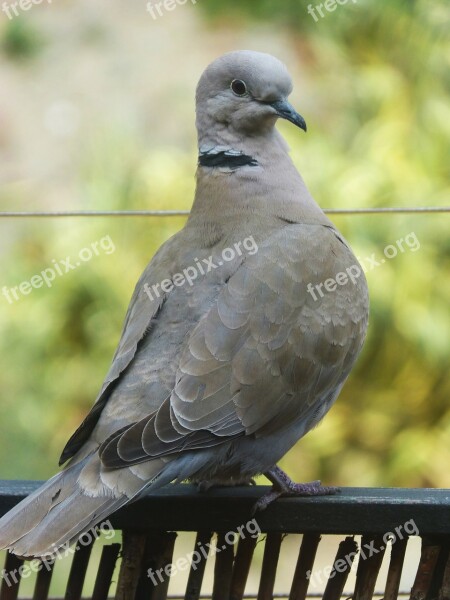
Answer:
[0,50,369,557]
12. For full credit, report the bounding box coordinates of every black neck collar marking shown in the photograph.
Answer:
[199,150,259,169]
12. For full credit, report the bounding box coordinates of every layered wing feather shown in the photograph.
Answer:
[100,224,368,469]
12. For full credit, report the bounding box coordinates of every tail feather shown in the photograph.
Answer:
[10,492,126,557]
[0,455,167,558]
[0,459,89,551]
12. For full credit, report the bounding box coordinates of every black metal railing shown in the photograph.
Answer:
[0,481,449,600]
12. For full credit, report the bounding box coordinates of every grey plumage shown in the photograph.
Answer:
[0,50,369,557]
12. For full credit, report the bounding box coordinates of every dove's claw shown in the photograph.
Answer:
[252,465,340,513]
[251,490,284,514]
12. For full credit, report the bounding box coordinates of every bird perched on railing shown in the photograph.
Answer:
[0,50,369,558]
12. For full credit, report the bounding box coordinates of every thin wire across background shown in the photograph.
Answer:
[0,206,449,218]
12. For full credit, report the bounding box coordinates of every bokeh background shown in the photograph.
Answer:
[0,0,449,595]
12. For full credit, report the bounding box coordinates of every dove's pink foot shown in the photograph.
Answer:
[252,465,339,513]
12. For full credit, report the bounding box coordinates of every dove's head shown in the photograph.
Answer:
[196,50,306,140]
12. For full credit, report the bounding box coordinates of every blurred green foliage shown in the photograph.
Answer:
[1,18,43,59]
[0,0,449,495]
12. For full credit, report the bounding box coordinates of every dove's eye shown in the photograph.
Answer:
[231,79,248,96]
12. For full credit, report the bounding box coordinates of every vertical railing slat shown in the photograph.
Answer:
[32,559,55,600]
[64,540,94,600]
[257,533,283,600]
[136,531,177,600]
[410,537,441,600]
[288,533,321,600]
[184,531,212,600]
[0,553,24,600]
[212,532,235,600]
[92,544,121,600]
[383,537,408,600]
[230,535,258,600]
[438,545,450,600]
[115,532,147,600]
[353,534,386,600]
[322,536,358,600]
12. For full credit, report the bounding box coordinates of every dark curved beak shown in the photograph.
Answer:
[271,99,307,132]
